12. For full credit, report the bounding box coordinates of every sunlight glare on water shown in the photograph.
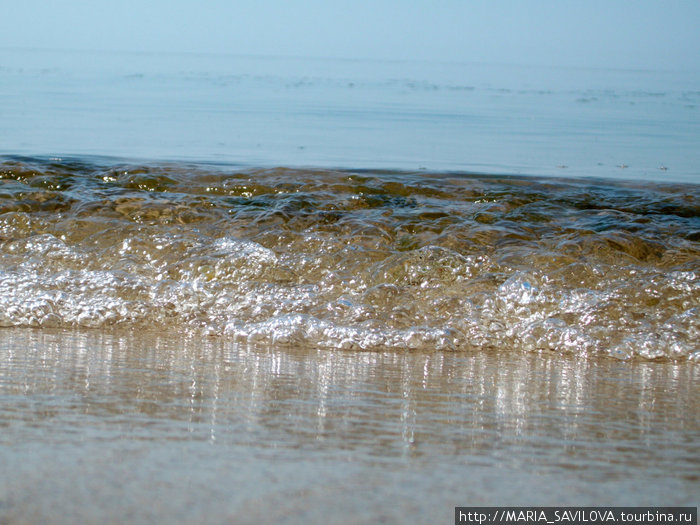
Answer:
[0,159,698,360]
[0,328,698,523]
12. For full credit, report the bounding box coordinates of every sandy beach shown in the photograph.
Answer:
[1,328,697,523]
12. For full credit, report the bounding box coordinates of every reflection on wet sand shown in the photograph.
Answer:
[0,328,698,523]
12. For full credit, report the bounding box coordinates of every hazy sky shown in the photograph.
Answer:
[3,1,700,70]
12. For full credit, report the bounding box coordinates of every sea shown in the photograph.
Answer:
[0,48,699,523]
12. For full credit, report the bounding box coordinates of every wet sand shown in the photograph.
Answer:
[1,328,698,524]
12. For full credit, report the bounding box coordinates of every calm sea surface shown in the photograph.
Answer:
[0,48,699,523]
[2,48,699,182]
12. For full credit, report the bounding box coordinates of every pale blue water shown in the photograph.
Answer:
[2,48,698,183]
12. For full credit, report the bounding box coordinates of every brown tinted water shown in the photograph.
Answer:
[1,158,699,523]
[0,328,698,524]
[1,158,698,359]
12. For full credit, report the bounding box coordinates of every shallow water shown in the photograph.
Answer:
[1,49,699,523]
[1,157,698,360]
[0,328,698,524]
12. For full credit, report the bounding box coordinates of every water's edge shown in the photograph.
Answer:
[1,156,699,360]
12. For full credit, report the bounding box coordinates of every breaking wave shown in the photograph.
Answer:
[1,157,699,359]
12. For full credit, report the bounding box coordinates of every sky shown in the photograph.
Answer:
[2,0,700,70]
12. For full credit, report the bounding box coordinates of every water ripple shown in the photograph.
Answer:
[1,158,698,359]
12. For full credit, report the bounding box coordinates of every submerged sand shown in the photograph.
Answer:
[0,328,698,524]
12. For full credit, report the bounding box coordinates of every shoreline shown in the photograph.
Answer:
[3,153,699,188]
[1,327,698,523]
